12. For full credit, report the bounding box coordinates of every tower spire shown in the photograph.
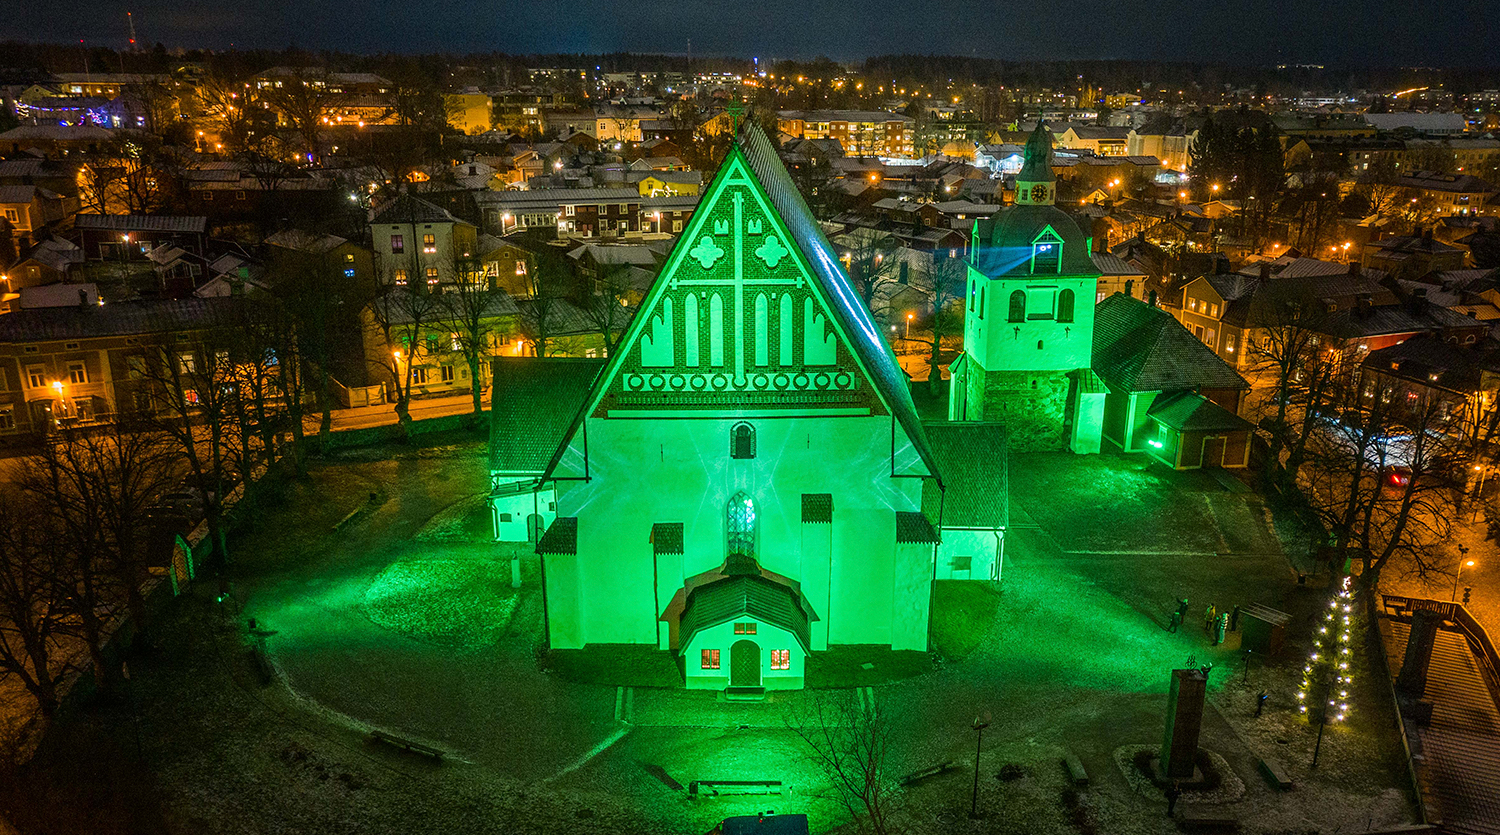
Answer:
[1015,119,1056,206]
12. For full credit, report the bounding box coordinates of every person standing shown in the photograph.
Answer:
[1176,598,1190,624]
[1168,609,1183,633]
[1204,603,1217,634]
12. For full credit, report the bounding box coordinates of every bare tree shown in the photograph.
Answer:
[514,249,571,357]
[262,69,346,165]
[441,256,504,416]
[838,230,902,309]
[1301,383,1463,592]
[366,284,446,436]
[924,252,967,397]
[0,495,69,716]
[579,261,637,357]
[786,689,900,835]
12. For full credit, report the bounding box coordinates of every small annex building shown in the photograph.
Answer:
[487,357,605,543]
[1092,294,1251,469]
[922,422,1008,581]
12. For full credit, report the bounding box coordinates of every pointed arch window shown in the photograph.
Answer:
[1031,227,1064,275]
[730,422,756,459]
[727,492,756,557]
[1008,290,1026,323]
[1057,289,1075,323]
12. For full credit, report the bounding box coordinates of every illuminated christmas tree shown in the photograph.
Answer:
[1297,575,1358,724]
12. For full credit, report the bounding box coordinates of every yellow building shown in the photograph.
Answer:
[446,93,494,135]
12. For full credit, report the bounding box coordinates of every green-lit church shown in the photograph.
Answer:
[494,123,942,693]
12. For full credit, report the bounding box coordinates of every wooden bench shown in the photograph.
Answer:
[688,780,782,797]
[370,730,444,761]
[1062,753,1089,787]
[1257,757,1294,790]
[1176,808,1238,831]
[899,760,957,786]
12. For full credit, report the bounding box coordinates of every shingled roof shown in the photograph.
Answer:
[0,297,240,342]
[1093,294,1248,393]
[921,422,1008,530]
[369,192,463,226]
[488,358,605,475]
[680,573,813,652]
[1147,392,1252,433]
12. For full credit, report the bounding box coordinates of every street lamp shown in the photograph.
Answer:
[970,716,990,819]
[905,312,913,339]
[1453,548,1474,602]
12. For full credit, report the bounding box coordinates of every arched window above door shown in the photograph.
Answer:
[727,492,756,557]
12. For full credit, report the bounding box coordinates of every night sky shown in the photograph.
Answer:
[8,0,1499,67]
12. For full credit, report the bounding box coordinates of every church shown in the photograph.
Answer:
[498,123,942,694]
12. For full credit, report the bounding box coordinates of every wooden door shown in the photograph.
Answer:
[1203,436,1226,468]
[730,640,760,687]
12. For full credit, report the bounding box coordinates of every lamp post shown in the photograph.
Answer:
[970,716,990,819]
[1452,548,1473,602]
[905,312,913,339]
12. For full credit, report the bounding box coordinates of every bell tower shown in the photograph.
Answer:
[949,120,1104,453]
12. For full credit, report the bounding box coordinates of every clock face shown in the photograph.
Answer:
[1030,184,1049,202]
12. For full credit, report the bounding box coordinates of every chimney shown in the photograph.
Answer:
[1258,262,1271,281]
[1348,259,1360,276]
[78,288,89,309]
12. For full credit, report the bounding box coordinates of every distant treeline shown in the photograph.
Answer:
[0,41,1495,95]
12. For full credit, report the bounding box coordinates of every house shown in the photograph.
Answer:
[921,422,1008,581]
[1393,171,1497,216]
[264,229,374,288]
[0,124,112,157]
[0,185,77,249]
[1362,230,1466,279]
[1090,251,1148,303]
[1091,294,1252,469]
[633,170,703,197]
[6,237,84,294]
[517,124,941,693]
[0,296,243,436]
[1359,334,1500,441]
[368,193,478,287]
[74,214,209,262]
[1054,124,1131,157]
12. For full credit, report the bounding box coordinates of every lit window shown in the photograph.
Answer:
[344,253,355,263]
[515,260,527,276]
[390,234,404,253]
[394,269,408,286]
[771,649,790,670]
[733,622,757,635]
[422,234,436,254]
[701,649,720,670]
[344,268,356,277]
[426,267,439,284]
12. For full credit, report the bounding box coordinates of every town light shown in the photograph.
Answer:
[392,350,402,361]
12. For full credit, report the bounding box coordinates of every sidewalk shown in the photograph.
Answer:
[305,390,485,433]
